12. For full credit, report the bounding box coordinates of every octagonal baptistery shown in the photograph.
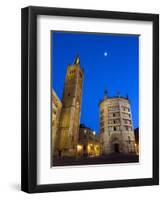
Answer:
[99,91,136,155]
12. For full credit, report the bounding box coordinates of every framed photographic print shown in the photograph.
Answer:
[21,6,159,193]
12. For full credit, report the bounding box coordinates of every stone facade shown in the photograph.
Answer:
[99,91,136,154]
[51,90,62,156]
[77,124,101,157]
[55,56,84,157]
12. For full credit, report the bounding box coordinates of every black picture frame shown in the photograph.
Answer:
[21,6,159,193]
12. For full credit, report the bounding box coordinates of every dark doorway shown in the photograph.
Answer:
[58,150,62,157]
[114,143,120,153]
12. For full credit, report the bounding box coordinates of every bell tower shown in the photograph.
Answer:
[55,55,84,157]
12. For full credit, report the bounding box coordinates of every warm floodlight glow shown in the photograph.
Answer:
[77,144,83,151]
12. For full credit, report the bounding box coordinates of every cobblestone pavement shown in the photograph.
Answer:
[53,153,139,166]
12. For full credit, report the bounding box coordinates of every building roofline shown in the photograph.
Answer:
[79,124,93,131]
[98,96,130,106]
[67,63,84,73]
[52,88,62,104]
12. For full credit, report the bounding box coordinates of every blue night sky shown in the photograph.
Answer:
[52,31,139,133]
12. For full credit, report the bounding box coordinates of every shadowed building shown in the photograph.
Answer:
[134,127,139,154]
[99,91,136,154]
[77,124,101,157]
[51,90,62,156]
[55,55,84,157]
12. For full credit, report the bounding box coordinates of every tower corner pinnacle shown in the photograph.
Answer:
[104,89,108,99]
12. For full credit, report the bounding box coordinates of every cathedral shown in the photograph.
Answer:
[52,55,137,161]
[54,55,84,157]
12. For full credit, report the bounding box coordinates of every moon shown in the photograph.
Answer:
[104,52,108,56]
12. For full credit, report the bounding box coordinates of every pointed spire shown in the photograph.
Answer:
[74,54,80,65]
[104,89,108,99]
[126,93,129,99]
